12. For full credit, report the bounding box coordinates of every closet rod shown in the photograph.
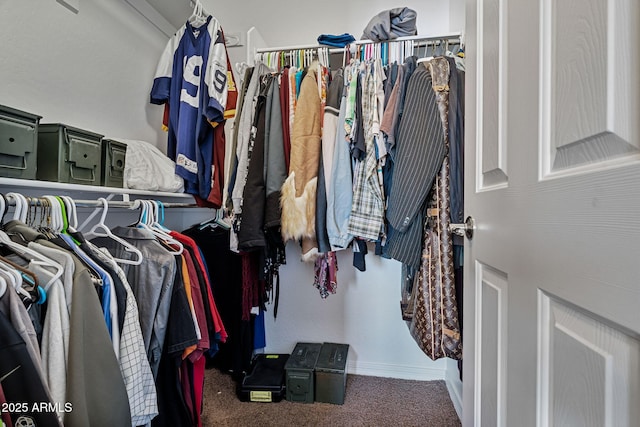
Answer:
[354,32,462,45]
[255,32,462,54]
[5,198,199,209]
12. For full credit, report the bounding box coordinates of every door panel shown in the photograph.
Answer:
[464,0,640,425]
[538,293,640,427]
[540,0,640,175]
[476,263,508,427]
[477,0,508,190]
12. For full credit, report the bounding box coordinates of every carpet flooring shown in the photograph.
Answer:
[202,368,461,426]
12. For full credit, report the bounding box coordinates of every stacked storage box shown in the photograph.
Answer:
[37,124,103,186]
[0,104,41,179]
[101,139,127,188]
[315,343,349,405]
[284,342,322,403]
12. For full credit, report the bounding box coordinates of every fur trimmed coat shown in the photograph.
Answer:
[280,65,322,261]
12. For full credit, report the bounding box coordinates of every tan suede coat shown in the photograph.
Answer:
[280,65,322,257]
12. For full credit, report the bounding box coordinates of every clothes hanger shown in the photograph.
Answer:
[151,201,171,232]
[0,272,5,299]
[188,0,209,28]
[60,196,78,230]
[0,229,63,290]
[82,197,143,266]
[0,256,43,304]
[132,200,183,255]
[417,41,435,64]
[6,192,28,222]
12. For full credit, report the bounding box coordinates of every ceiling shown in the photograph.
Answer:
[144,0,192,30]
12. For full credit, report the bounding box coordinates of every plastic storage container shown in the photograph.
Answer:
[0,104,41,179]
[284,342,322,403]
[101,139,126,188]
[37,124,103,186]
[238,354,289,403]
[315,343,349,405]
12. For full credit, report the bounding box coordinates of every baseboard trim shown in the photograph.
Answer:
[347,361,446,381]
[445,365,463,420]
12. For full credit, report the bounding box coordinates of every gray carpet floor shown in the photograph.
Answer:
[202,368,461,426]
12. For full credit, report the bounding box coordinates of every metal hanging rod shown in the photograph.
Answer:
[254,32,462,54]
[5,197,199,209]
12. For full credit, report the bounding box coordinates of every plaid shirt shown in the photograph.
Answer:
[348,61,385,241]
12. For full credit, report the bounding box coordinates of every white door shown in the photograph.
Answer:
[462,0,640,425]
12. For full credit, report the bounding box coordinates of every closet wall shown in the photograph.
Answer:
[0,0,167,146]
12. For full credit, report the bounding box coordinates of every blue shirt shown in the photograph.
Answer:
[61,234,114,338]
[150,15,229,199]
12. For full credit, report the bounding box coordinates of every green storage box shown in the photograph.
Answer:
[37,124,103,186]
[285,342,322,403]
[101,139,126,188]
[315,343,349,405]
[0,104,41,179]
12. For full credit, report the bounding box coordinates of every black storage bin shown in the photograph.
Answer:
[0,104,41,179]
[37,124,103,186]
[284,342,322,403]
[238,354,289,403]
[315,343,349,405]
[101,139,126,188]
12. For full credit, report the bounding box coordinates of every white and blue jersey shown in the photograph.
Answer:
[150,15,228,198]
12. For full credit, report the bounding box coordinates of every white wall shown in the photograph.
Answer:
[0,0,167,147]
[272,244,448,380]
[204,0,452,68]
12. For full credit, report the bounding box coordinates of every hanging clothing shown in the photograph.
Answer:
[183,225,252,377]
[82,241,159,426]
[316,69,344,254]
[150,15,230,199]
[237,74,272,251]
[225,66,255,212]
[232,63,271,220]
[2,220,132,427]
[279,67,292,170]
[326,72,354,250]
[408,57,462,361]
[0,311,60,427]
[92,226,177,379]
[280,64,323,262]
[384,64,445,270]
[347,61,385,242]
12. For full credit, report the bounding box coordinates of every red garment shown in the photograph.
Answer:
[170,231,228,342]
[222,30,238,121]
[280,68,291,170]
[241,252,260,321]
[0,383,13,427]
[181,250,210,362]
[192,356,206,427]
[194,123,226,208]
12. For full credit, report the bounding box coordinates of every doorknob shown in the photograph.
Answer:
[449,216,475,239]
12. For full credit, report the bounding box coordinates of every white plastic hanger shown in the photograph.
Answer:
[417,41,435,64]
[0,262,32,303]
[60,196,78,230]
[6,192,28,222]
[188,0,209,28]
[83,198,143,266]
[42,196,63,234]
[0,194,6,226]
[0,273,6,299]
[0,230,63,290]
[133,200,183,255]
